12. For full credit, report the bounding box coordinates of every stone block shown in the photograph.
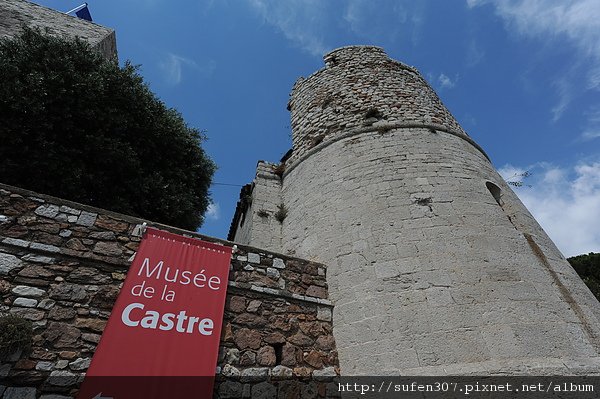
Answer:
[272,258,286,269]
[317,306,332,321]
[75,211,97,227]
[251,381,277,398]
[234,328,261,350]
[35,361,54,371]
[256,346,276,366]
[47,370,79,386]
[21,254,54,264]
[9,307,45,321]
[35,205,59,218]
[247,252,260,264]
[92,241,122,256]
[37,298,56,310]
[43,322,81,348]
[218,381,243,399]
[29,242,60,253]
[240,367,269,382]
[312,366,336,381]
[3,387,36,399]
[12,285,45,298]
[13,297,38,307]
[0,252,22,274]
[69,357,91,371]
[2,237,30,248]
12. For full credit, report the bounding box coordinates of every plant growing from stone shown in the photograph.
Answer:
[0,314,33,356]
[274,204,287,223]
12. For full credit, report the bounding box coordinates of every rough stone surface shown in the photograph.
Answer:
[12,286,45,298]
[13,297,38,307]
[76,211,97,227]
[34,205,59,219]
[271,365,293,379]
[42,322,81,348]
[234,328,261,350]
[21,254,54,264]
[92,241,122,256]
[256,346,276,366]
[312,366,337,381]
[47,370,79,387]
[3,387,36,399]
[3,237,30,248]
[69,357,91,371]
[247,252,260,264]
[240,367,269,382]
[218,381,243,399]
[0,181,337,396]
[29,242,60,253]
[35,361,54,371]
[0,252,22,274]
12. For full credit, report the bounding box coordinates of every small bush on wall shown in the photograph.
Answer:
[0,314,33,357]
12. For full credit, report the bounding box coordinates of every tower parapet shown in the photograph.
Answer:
[287,46,470,165]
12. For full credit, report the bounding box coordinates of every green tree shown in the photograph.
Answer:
[568,252,600,301]
[0,28,215,230]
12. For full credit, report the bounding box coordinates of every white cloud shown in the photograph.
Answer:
[246,0,427,56]
[247,0,329,56]
[438,73,457,89]
[159,53,215,85]
[466,0,600,121]
[467,0,600,60]
[582,130,600,140]
[579,104,600,141]
[206,202,220,221]
[499,162,600,257]
[550,78,573,122]
[466,40,485,67]
[343,0,421,44]
[587,67,600,90]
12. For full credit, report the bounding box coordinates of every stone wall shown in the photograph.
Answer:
[0,183,338,398]
[229,162,284,254]
[0,0,117,61]
[286,46,469,165]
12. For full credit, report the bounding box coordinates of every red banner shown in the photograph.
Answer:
[78,227,232,398]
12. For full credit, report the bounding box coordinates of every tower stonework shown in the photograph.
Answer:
[231,46,600,374]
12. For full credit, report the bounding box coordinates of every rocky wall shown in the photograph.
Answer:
[0,183,338,398]
[286,46,468,164]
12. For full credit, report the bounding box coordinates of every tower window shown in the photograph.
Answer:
[486,182,503,207]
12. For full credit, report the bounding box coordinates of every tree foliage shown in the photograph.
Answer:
[0,28,215,230]
[568,252,600,301]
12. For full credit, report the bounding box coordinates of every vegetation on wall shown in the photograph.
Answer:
[568,252,600,301]
[0,314,33,357]
[0,28,215,230]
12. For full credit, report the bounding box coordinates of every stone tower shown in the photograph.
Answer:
[230,46,600,375]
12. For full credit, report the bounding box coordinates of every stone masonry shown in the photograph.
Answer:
[231,46,600,375]
[0,183,339,398]
[0,0,117,61]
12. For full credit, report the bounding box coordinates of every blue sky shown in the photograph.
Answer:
[36,0,600,257]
